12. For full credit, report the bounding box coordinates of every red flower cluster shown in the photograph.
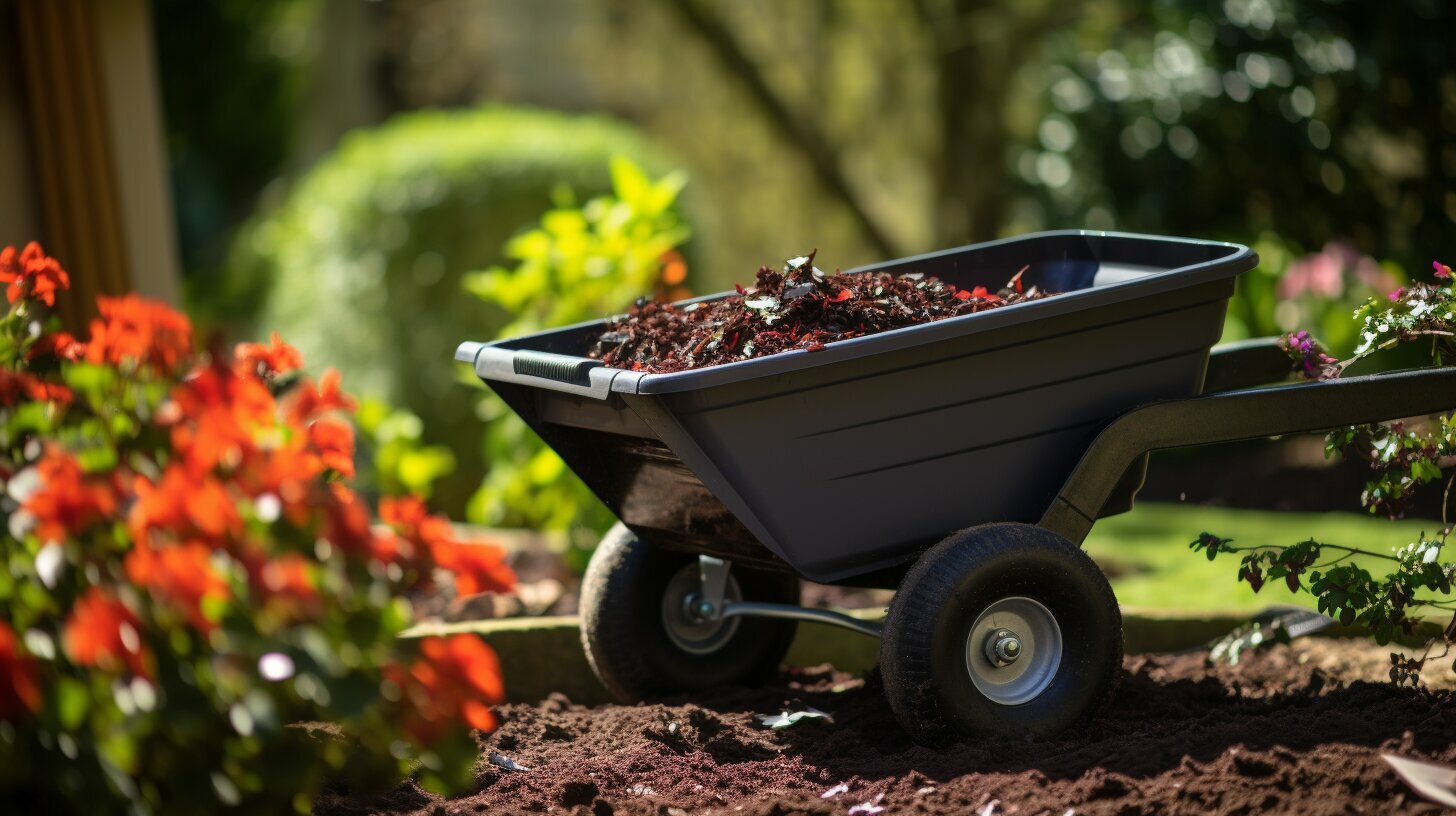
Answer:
[388,634,505,744]
[0,242,70,307]
[0,622,41,723]
[86,294,193,374]
[380,495,516,598]
[235,332,304,377]
[63,589,150,678]
[1,240,514,765]
[0,369,71,407]
[24,449,118,543]
[124,541,228,634]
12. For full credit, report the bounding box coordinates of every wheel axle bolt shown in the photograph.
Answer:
[985,629,1022,666]
[693,598,716,619]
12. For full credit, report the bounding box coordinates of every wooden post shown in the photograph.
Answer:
[9,0,180,327]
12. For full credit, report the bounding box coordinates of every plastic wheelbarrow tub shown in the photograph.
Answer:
[456,230,1255,585]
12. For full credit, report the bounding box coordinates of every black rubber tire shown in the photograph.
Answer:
[880,523,1122,745]
[579,523,800,702]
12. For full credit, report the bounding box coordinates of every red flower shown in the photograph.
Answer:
[235,438,321,515]
[660,249,688,286]
[124,541,228,633]
[129,466,240,543]
[0,369,72,407]
[380,495,432,533]
[434,538,516,598]
[0,242,71,307]
[167,359,277,474]
[323,483,374,556]
[27,330,85,362]
[85,294,193,374]
[1436,261,1452,281]
[287,369,355,424]
[383,495,452,553]
[24,448,117,543]
[390,634,505,744]
[383,496,515,596]
[235,332,304,377]
[0,622,41,723]
[257,553,319,613]
[307,417,355,478]
[63,588,149,677]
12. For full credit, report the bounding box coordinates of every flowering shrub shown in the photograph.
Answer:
[0,243,514,812]
[1223,236,1405,357]
[1196,260,1455,684]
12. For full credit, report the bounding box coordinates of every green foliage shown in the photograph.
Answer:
[154,0,315,280]
[354,399,456,500]
[225,107,677,515]
[1325,417,1456,519]
[1349,273,1456,362]
[1196,262,1456,684]
[465,157,690,539]
[1020,1,1453,275]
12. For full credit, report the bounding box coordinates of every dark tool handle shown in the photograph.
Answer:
[511,350,603,388]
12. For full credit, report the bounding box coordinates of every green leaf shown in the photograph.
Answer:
[608,155,651,206]
[56,676,90,730]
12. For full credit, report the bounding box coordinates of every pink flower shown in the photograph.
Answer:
[1279,250,1344,300]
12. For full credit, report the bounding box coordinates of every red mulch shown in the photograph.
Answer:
[317,638,1456,815]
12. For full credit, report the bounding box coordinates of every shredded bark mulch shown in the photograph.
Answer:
[317,638,1456,815]
[592,252,1050,373]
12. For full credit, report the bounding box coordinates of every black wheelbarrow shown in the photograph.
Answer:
[456,230,1456,744]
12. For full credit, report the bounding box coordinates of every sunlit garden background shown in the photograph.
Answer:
[155,0,1455,548]
[2,0,1454,812]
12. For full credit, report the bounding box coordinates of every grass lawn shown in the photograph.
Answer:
[1084,502,1442,612]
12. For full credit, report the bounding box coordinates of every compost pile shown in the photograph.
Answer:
[591,251,1052,373]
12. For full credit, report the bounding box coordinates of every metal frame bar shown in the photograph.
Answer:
[718,601,884,638]
[1040,364,1456,545]
[693,554,884,638]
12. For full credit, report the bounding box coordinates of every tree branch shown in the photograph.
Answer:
[660,0,899,258]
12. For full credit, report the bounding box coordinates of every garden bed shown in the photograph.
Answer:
[319,637,1455,815]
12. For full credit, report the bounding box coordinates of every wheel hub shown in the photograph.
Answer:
[984,629,1023,666]
[661,565,742,655]
[964,596,1062,706]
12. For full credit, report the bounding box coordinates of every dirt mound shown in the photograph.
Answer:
[318,638,1456,815]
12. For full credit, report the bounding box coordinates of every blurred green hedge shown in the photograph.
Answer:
[225,107,678,514]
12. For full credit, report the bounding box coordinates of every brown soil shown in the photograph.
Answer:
[318,638,1456,815]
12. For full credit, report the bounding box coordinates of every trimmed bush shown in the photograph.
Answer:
[227,107,677,513]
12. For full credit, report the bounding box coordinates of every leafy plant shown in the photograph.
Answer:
[0,243,514,812]
[1193,261,1455,685]
[226,107,680,515]
[464,157,690,547]
[354,397,457,501]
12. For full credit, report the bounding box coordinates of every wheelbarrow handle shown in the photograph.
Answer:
[1041,364,1456,545]
[1202,337,1293,394]
[456,342,618,399]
